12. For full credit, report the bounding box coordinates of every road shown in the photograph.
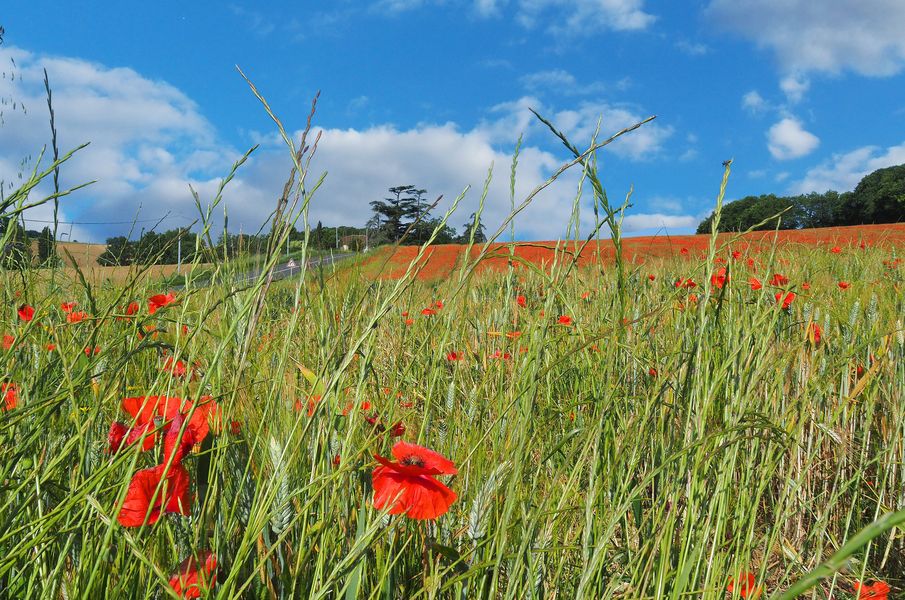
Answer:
[231,252,355,286]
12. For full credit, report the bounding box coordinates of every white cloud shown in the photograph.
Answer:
[741,90,768,114]
[369,0,654,35]
[766,118,820,160]
[519,69,605,96]
[707,0,905,76]
[791,141,905,193]
[474,0,504,17]
[517,0,655,35]
[675,39,709,56]
[621,213,697,232]
[483,96,673,160]
[372,0,429,13]
[779,75,809,103]
[0,46,232,242]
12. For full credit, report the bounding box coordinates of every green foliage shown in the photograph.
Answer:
[843,163,905,224]
[368,184,456,245]
[97,227,197,266]
[698,163,905,232]
[458,212,487,244]
[0,216,32,269]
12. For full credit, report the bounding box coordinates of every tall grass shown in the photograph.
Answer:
[0,90,903,599]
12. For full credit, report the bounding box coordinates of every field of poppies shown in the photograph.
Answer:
[1,215,903,598]
[2,112,905,598]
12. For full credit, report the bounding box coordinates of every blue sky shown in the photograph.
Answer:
[1,1,904,242]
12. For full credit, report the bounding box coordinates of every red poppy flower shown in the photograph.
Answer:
[2,383,18,411]
[389,421,406,437]
[148,292,177,315]
[770,273,789,286]
[162,356,189,379]
[121,395,215,442]
[710,267,728,289]
[46,343,56,352]
[838,281,850,290]
[126,301,140,316]
[580,291,591,300]
[746,258,755,269]
[648,367,658,377]
[17,304,34,322]
[164,413,198,465]
[506,331,522,339]
[169,550,217,598]
[831,245,842,254]
[732,250,742,260]
[807,322,822,346]
[647,274,655,281]
[557,315,573,326]
[66,311,88,324]
[748,277,762,291]
[332,454,341,467]
[306,395,321,417]
[229,420,242,435]
[117,463,191,527]
[727,572,759,598]
[3,334,14,350]
[421,308,437,316]
[84,346,101,357]
[361,400,372,411]
[680,247,689,256]
[516,294,527,307]
[107,421,156,453]
[801,282,811,290]
[675,278,697,289]
[60,302,76,313]
[775,292,795,310]
[854,581,890,600]
[372,441,457,520]
[446,351,463,361]
[434,300,444,309]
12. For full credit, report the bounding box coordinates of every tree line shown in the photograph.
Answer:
[697,163,905,233]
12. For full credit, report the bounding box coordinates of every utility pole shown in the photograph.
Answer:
[335,226,339,249]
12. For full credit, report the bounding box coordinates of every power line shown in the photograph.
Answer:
[20,216,193,226]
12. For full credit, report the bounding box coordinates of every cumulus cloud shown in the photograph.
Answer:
[741,90,768,114]
[766,118,820,160]
[519,69,607,96]
[707,0,905,77]
[675,39,709,56]
[0,46,234,241]
[779,75,809,103]
[483,96,672,160]
[791,141,905,194]
[516,0,655,35]
[621,213,698,232]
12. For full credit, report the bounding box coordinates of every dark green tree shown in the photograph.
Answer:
[37,226,58,265]
[696,194,797,233]
[842,164,905,224]
[0,216,32,269]
[459,212,487,243]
